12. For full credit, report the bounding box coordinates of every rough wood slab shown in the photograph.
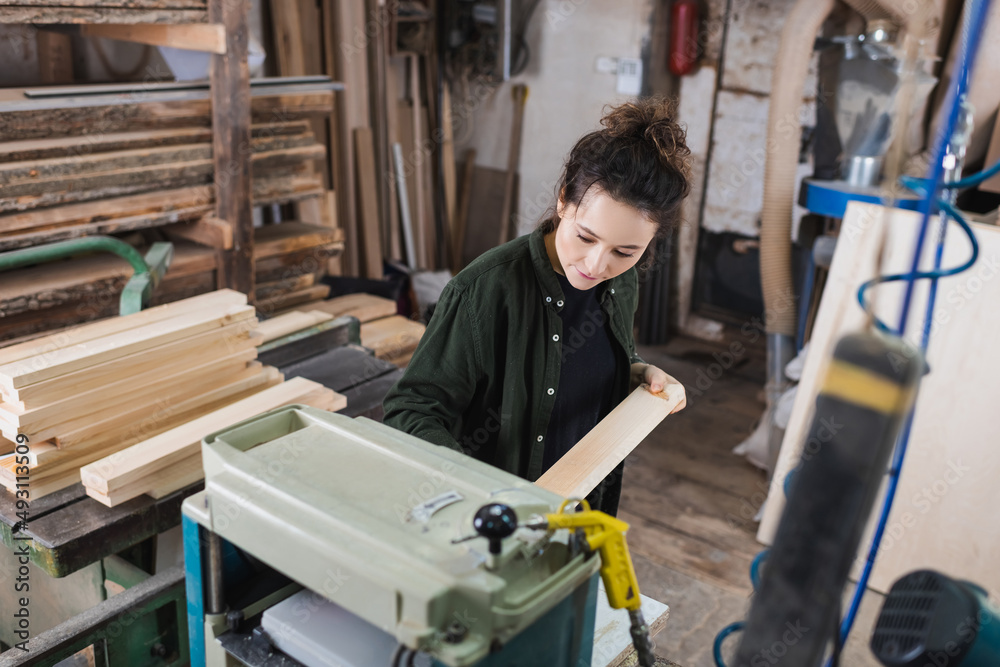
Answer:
[0,90,334,141]
[534,384,687,499]
[255,311,334,344]
[0,7,208,24]
[295,293,397,323]
[359,315,425,360]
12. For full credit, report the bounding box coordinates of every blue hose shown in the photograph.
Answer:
[713,622,745,667]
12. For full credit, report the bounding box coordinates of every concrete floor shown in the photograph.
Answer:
[624,338,885,667]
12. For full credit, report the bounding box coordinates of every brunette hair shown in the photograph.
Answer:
[539,98,691,268]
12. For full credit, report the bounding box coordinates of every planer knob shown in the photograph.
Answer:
[473,503,518,555]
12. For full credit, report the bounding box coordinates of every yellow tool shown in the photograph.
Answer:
[525,499,656,667]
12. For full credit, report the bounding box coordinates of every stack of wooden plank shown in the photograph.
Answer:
[0,290,285,498]
[0,1,209,25]
[79,376,344,506]
[0,116,330,252]
[282,292,424,368]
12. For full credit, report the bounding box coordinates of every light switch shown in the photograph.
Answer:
[616,57,643,96]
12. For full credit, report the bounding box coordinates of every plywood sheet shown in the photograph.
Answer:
[759,202,1000,594]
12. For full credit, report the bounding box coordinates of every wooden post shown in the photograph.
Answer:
[210,0,253,298]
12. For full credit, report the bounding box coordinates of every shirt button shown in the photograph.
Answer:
[557,300,564,307]
[537,435,544,442]
[547,388,554,395]
[610,289,615,294]
[552,335,559,342]
[545,296,552,303]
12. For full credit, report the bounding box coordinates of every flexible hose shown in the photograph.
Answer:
[760,0,835,337]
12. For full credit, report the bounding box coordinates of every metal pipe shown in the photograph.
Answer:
[205,531,225,615]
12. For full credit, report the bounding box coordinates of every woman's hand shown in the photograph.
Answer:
[631,363,686,413]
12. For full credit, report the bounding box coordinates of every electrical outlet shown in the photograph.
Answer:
[616,58,642,96]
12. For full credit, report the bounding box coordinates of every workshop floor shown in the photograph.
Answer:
[626,337,884,667]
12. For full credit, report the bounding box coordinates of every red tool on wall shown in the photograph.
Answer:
[669,0,700,76]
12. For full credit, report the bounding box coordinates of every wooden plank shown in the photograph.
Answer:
[0,348,256,434]
[453,149,476,272]
[408,56,428,269]
[359,315,424,360]
[0,0,207,7]
[254,273,316,303]
[499,84,528,246]
[269,0,306,75]
[257,284,330,313]
[354,126,384,279]
[79,377,340,495]
[4,320,256,408]
[463,165,508,267]
[165,214,233,249]
[296,293,396,323]
[0,303,255,391]
[0,7,208,24]
[534,384,687,499]
[253,221,340,258]
[0,123,308,163]
[36,30,74,85]
[211,0,253,297]
[0,289,245,367]
[0,90,334,143]
[0,186,214,235]
[440,83,457,257]
[85,381,341,506]
[255,311,333,344]
[81,22,226,54]
[0,132,315,187]
[52,365,280,449]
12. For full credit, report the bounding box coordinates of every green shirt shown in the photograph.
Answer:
[382,227,643,514]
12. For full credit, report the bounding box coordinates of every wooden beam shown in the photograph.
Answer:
[36,30,74,84]
[534,384,687,499]
[211,0,254,297]
[354,126,384,279]
[499,84,528,246]
[255,310,333,343]
[81,23,226,54]
[166,214,233,249]
[296,293,396,323]
[268,0,306,75]
[360,315,425,361]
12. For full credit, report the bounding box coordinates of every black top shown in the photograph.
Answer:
[542,272,616,471]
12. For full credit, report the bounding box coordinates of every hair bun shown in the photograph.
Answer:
[601,99,691,177]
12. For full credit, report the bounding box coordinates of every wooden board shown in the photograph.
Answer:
[463,165,509,267]
[3,317,256,406]
[295,293,396,323]
[253,221,341,258]
[359,315,425,360]
[80,377,343,498]
[534,384,687,499]
[759,202,1000,595]
[0,90,334,142]
[0,347,256,432]
[0,289,245,367]
[255,311,334,343]
[354,126,384,279]
[0,303,255,391]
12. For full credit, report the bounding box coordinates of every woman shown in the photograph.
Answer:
[383,98,689,515]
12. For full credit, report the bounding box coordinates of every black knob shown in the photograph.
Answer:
[473,503,518,555]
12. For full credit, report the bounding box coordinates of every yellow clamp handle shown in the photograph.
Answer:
[545,499,643,612]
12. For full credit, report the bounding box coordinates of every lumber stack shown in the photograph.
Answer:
[79,376,344,506]
[0,223,345,344]
[274,292,422,368]
[0,118,330,252]
[0,290,287,499]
